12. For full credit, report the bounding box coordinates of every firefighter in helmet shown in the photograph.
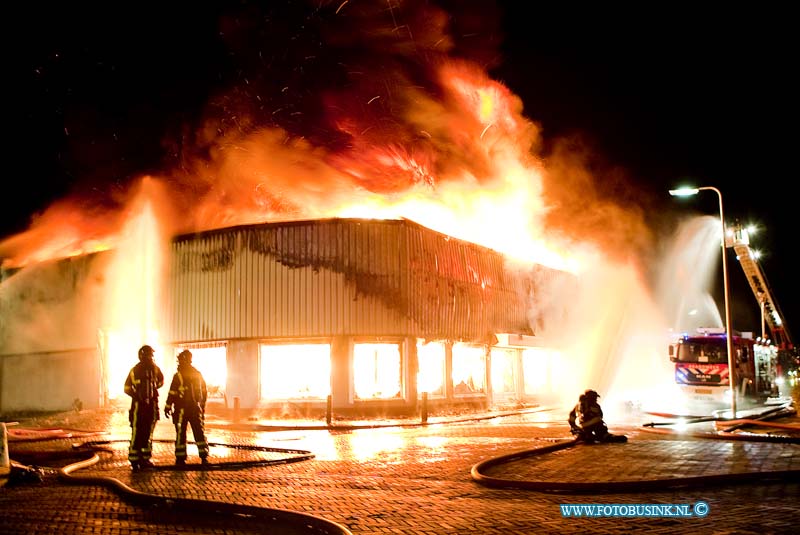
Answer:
[568,389,627,444]
[164,350,209,466]
[124,344,165,471]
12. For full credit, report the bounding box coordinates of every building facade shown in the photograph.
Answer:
[0,218,568,416]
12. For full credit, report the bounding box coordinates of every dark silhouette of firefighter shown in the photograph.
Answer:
[124,344,164,471]
[164,350,209,465]
[568,389,627,443]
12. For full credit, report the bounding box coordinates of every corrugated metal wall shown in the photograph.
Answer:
[168,220,412,342]
[405,221,531,340]
[167,219,536,344]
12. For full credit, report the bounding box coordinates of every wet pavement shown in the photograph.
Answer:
[2,404,799,534]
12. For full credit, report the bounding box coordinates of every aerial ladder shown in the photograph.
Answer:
[728,224,793,350]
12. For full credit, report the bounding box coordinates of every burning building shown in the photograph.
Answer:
[0,217,569,417]
[0,2,679,420]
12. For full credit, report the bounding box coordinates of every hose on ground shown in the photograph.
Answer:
[58,450,352,535]
[6,433,352,535]
[471,437,800,493]
[639,404,800,442]
[472,403,800,493]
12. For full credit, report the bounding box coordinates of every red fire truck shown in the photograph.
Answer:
[669,327,778,407]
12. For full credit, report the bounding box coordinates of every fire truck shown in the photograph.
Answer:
[669,327,778,407]
[667,222,793,409]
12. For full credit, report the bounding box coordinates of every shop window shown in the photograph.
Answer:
[259,343,331,400]
[491,347,517,396]
[417,340,445,397]
[452,343,486,395]
[522,347,562,396]
[354,343,402,399]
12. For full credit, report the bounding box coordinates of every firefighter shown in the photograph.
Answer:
[568,389,627,444]
[164,350,209,466]
[124,344,164,471]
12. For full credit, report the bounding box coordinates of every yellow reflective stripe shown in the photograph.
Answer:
[175,410,186,448]
[177,372,186,395]
[128,400,140,461]
[124,370,140,395]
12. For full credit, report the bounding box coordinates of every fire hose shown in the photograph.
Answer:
[59,449,352,534]
[8,405,799,501]
[471,404,800,493]
[4,431,352,535]
[470,436,800,493]
[640,404,800,440]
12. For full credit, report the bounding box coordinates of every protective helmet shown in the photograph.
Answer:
[177,350,193,363]
[138,345,155,361]
[583,389,600,399]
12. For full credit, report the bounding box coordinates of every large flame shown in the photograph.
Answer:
[0,34,597,274]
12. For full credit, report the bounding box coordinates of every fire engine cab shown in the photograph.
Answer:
[669,327,778,407]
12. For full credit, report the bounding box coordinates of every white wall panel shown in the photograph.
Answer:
[166,219,547,345]
[168,220,413,342]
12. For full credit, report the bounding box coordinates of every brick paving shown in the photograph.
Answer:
[2,406,799,534]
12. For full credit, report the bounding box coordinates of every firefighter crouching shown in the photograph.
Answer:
[164,350,209,465]
[568,389,627,444]
[124,344,164,471]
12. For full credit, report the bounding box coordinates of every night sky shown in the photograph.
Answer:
[6,1,797,341]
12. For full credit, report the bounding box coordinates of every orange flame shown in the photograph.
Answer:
[1,58,594,274]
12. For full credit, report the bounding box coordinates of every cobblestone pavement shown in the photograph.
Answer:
[2,406,799,534]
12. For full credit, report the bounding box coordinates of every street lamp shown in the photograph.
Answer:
[669,186,737,418]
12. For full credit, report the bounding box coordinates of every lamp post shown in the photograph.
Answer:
[669,186,737,418]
